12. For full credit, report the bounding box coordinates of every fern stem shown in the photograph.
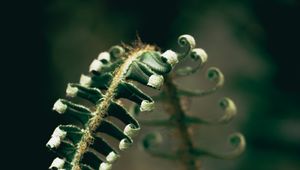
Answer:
[71,47,155,170]
[163,75,200,170]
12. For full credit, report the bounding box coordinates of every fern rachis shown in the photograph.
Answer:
[46,35,245,170]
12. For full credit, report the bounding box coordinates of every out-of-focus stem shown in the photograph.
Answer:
[162,75,200,170]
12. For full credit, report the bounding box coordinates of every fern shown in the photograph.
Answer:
[135,35,246,169]
[46,34,245,170]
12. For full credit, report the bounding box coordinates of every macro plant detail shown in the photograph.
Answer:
[137,35,246,170]
[46,34,245,170]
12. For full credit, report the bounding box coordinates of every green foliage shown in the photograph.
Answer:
[137,35,246,169]
[46,35,245,170]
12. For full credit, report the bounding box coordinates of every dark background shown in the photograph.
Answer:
[3,0,300,169]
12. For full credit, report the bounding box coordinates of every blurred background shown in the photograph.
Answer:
[3,0,300,169]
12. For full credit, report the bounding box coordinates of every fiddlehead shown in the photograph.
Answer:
[138,35,245,170]
[47,35,245,170]
[47,42,177,170]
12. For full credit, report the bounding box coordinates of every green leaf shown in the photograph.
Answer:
[91,137,119,163]
[59,125,83,145]
[138,51,172,74]
[125,61,165,89]
[125,61,153,86]
[54,141,76,162]
[80,73,113,90]
[108,102,139,129]
[116,82,154,112]
[81,151,103,170]
[67,83,103,104]
[96,120,132,150]
[53,99,93,125]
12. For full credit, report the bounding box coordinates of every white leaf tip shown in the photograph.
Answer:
[53,126,67,138]
[66,84,78,97]
[79,74,92,87]
[192,48,207,63]
[106,151,119,163]
[99,162,112,170]
[124,124,140,138]
[140,100,154,112]
[162,50,178,66]
[89,59,103,73]
[119,138,132,151]
[53,100,67,114]
[46,136,61,149]
[49,157,65,169]
[147,75,164,89]
[98,52,111,62]
[179,34,196,47]
[47,126,66,149]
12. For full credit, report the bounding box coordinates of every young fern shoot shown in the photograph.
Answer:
[138,35,246,170]
[46,34,245,170]
[47,39,176,170]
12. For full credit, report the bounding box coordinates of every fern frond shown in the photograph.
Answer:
[137,35,245,170]
[47,34,245,170]
[47,43,178,170]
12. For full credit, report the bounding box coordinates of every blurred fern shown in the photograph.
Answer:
[135,35,246,170]
[46,35,245,170]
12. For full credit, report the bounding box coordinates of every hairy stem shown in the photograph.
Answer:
[162,75,199,170]
[72,47,155,170]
